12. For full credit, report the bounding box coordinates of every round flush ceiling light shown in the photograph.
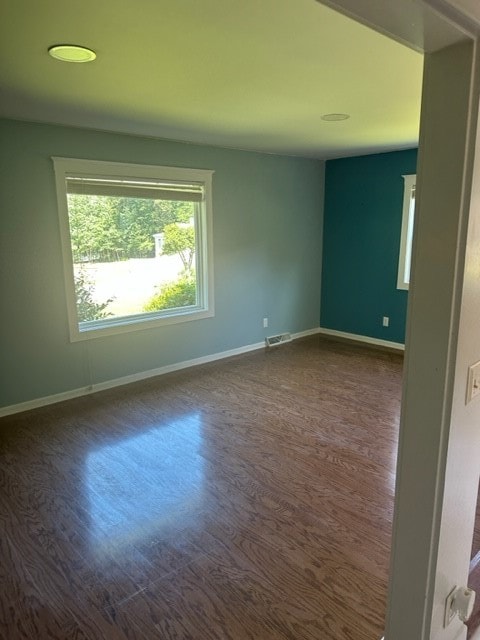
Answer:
[321,113,350,122]
[48,44,96,63]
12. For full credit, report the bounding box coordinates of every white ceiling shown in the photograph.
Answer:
[0,0,423,159]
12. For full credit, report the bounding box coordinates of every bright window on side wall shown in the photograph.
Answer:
[397,174,416,290]
[53,158,214,341]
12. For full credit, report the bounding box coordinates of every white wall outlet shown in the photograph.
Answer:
[382,316,389,327]
[263,317,268,328]
[466,361,480,404]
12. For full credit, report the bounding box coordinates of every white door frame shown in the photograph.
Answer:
[318,2,480,639]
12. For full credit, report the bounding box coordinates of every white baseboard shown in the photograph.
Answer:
[291,327,322,339]
[0,327,321,418]
[318,327,405,352]
[0,326,402,418]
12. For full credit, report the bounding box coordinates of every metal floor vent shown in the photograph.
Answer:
[265,332,292,348]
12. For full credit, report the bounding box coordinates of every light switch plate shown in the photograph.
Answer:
[466,361,480,404]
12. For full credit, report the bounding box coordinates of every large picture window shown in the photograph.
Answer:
[53,158,214,341]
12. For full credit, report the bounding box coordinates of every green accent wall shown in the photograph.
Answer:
[320,148,417,344]
[0,119,324,410]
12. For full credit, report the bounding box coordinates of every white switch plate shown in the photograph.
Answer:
[263,317,268,328]
[382,316,389,327]
[466,361,480,404]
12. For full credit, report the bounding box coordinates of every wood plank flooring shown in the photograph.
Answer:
[467,484,480,638]
[471,485,480,561]
[0,335,403,640]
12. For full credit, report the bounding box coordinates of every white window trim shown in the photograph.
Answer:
[52,157,214,342]
[397,174,416,291]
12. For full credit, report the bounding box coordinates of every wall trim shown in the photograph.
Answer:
[0,328,320,418]
[318,327,405,351]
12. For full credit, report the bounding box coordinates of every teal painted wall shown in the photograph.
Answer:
[0,119,324,409]
[320,148,417,344]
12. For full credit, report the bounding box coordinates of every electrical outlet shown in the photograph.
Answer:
[466,361,480,404]
[382,316,389,327]
[263,317,268,328]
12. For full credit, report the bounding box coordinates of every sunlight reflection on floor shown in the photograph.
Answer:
[85,413,205,552]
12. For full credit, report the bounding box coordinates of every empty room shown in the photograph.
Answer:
[2,1,480,640]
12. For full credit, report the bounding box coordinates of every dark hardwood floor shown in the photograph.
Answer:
[0,335,403,640]
[471,486,480,561]
[467,484,480,638]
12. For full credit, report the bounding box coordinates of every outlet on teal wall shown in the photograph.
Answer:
[320,148,418,344]
[0,119,324,410]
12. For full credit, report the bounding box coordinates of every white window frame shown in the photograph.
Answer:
[53,157,214,342]
[397,174,416,290]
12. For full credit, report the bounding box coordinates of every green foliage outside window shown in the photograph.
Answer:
[143,273,196,312]
[68,195,192,263]
[68,193,198,318]
[161,223,195,271]
[74,269,114,322]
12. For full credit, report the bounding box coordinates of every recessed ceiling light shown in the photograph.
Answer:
[48,44,96,63]
[321,113,350,122]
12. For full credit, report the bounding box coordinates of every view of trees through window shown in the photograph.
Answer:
[67,193,197,323]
